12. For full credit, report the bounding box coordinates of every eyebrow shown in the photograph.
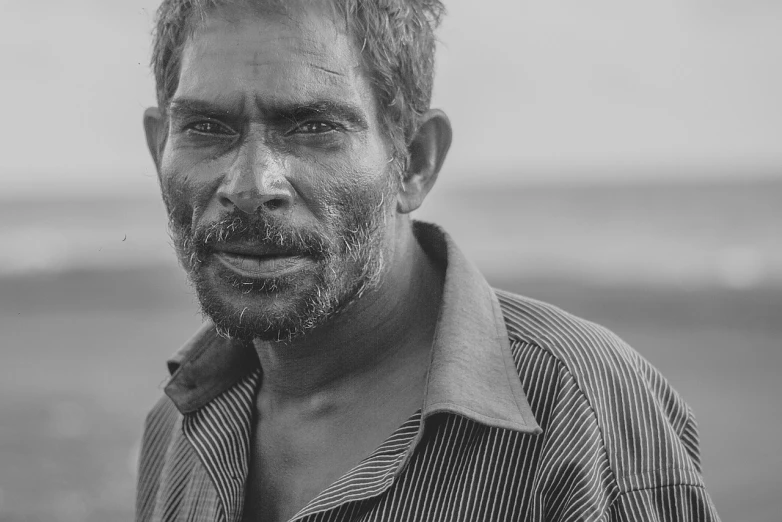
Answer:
[167,98,243,121]
[279,100,369,130]
[167,97,370,131]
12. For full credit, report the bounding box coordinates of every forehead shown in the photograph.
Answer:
[174,2,370,112]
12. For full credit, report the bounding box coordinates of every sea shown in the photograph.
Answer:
[1,177,779,289]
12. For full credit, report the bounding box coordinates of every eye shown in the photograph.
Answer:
[293,121,338,134]
[185,121,233,136]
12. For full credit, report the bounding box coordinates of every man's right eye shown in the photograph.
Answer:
[184,121,232,135]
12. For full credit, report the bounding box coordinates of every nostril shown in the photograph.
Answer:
[264,198,285,211]
[218,194,234,209]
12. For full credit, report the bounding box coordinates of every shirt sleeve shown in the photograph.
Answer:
[608,483,721,522]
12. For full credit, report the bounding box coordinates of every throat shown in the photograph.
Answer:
[244,379,424,522]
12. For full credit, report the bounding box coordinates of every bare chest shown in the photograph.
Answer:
[240,448,350,522]
[241,337,431,521]
[240,409,414,522]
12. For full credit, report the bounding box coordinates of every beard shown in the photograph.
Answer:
[164,179,396,342]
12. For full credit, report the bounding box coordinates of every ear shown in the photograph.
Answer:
[143,107,167,172]
[397,109,452,214]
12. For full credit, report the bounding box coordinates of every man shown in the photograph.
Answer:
[137,0,720,520]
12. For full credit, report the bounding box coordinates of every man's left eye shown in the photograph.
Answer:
[294,121,337,134]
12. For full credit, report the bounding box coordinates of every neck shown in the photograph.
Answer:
[252,220,443,403]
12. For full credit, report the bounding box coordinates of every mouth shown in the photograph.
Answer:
[211,244,315,279]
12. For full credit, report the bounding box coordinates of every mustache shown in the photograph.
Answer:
[179,211,331,263]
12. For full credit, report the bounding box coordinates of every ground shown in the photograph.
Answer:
[1,266,780,521]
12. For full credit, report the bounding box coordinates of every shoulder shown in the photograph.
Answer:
[494,288,705,491]
[495,288,662,401]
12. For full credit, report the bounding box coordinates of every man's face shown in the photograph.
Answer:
[154,3,400,341]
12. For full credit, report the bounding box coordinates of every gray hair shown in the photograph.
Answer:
[150,0,445,168]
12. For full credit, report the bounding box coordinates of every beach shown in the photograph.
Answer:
[1,179,780,521]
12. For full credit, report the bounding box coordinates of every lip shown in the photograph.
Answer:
[212,242,295,257]
[213,251,313,278]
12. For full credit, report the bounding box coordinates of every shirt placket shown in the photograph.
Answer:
[180,369,424,522]
[289,411,424,522]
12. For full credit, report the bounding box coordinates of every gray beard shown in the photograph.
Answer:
[168,189,394,343]
[190,223,387,342]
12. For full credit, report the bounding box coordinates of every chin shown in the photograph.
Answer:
[191,263,321,341]
[199,290,318,341]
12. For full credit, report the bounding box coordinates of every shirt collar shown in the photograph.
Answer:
[165,221,540,434]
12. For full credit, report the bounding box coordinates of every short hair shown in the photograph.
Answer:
[151,0,445,167]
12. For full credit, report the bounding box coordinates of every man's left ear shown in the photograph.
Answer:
[397,109,452,214]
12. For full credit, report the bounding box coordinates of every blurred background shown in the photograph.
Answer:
[1,0,780,520]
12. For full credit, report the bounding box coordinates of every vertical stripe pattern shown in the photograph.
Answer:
[182,370,260,522]
[137,289,720,522]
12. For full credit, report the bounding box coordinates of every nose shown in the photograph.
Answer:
[216,140,294,214]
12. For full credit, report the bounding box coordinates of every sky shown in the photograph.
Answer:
[1,0,781,197]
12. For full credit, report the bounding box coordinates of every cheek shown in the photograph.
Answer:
[291,164,370,226]
[160,154,224,228]
[288,140,392,216]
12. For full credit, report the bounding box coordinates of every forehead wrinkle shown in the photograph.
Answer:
[308,64,346,84]
[216,21,358,75]
[277,31,360,72]
[176,2,379,126]
[191,3,363,75]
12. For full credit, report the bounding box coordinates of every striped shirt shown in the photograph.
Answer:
[136,222,721,522]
